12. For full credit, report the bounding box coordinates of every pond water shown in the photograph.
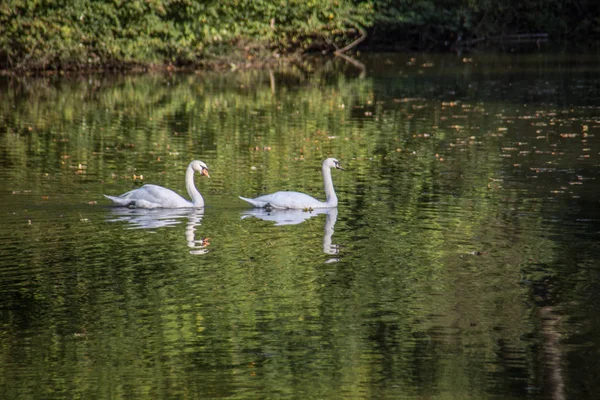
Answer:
[1,53,599,399]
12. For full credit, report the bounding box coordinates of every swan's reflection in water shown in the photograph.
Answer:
[106,208,209,255]
[241,208,339,261]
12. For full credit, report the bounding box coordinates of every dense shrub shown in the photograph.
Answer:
[0,0,373,70]
[0,0,598,70]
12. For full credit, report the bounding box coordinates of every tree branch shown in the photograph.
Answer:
[334,26,367,56]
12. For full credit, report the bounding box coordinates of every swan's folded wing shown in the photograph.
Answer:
[239,191,325,209]
[106,185,190,208]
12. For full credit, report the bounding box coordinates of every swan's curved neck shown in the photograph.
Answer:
[185,164,204,207]
[323,208,338,254]
[323,164,338,207]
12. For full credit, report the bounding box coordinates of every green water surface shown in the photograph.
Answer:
[1,53,599,399]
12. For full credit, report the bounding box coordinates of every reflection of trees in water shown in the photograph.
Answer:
[1,59,598,398]
[539,305,564,400]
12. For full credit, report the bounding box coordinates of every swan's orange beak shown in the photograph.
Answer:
[202,168,210,178]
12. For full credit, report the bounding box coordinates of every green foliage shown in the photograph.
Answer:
[0,0,374,70]
[0,0,598,69]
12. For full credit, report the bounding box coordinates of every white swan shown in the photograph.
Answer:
[104,160,209,209]
[239,158,343,209]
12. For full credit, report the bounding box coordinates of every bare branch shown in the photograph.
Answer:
[334,27,367,56]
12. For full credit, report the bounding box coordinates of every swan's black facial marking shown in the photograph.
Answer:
[334,160,344,170]
[192,162,210,177]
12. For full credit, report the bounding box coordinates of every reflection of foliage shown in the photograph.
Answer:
[0,57,599,397]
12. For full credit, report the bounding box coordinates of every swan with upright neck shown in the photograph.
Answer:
[104,160,210,209]
[239,158,343,209]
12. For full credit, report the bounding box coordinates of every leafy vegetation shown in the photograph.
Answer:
[0,0,372,70]
[0,0,598,71]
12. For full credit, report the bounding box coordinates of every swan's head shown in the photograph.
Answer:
[191,160,210,178]
[323,158,344,171]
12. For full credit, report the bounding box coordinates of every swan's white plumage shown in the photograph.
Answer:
[104,160,209,209]
[239,191,324,209]
[239,158,343,209]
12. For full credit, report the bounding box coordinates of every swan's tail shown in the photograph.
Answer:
[104,194,132,206]
[239,196,268,208]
